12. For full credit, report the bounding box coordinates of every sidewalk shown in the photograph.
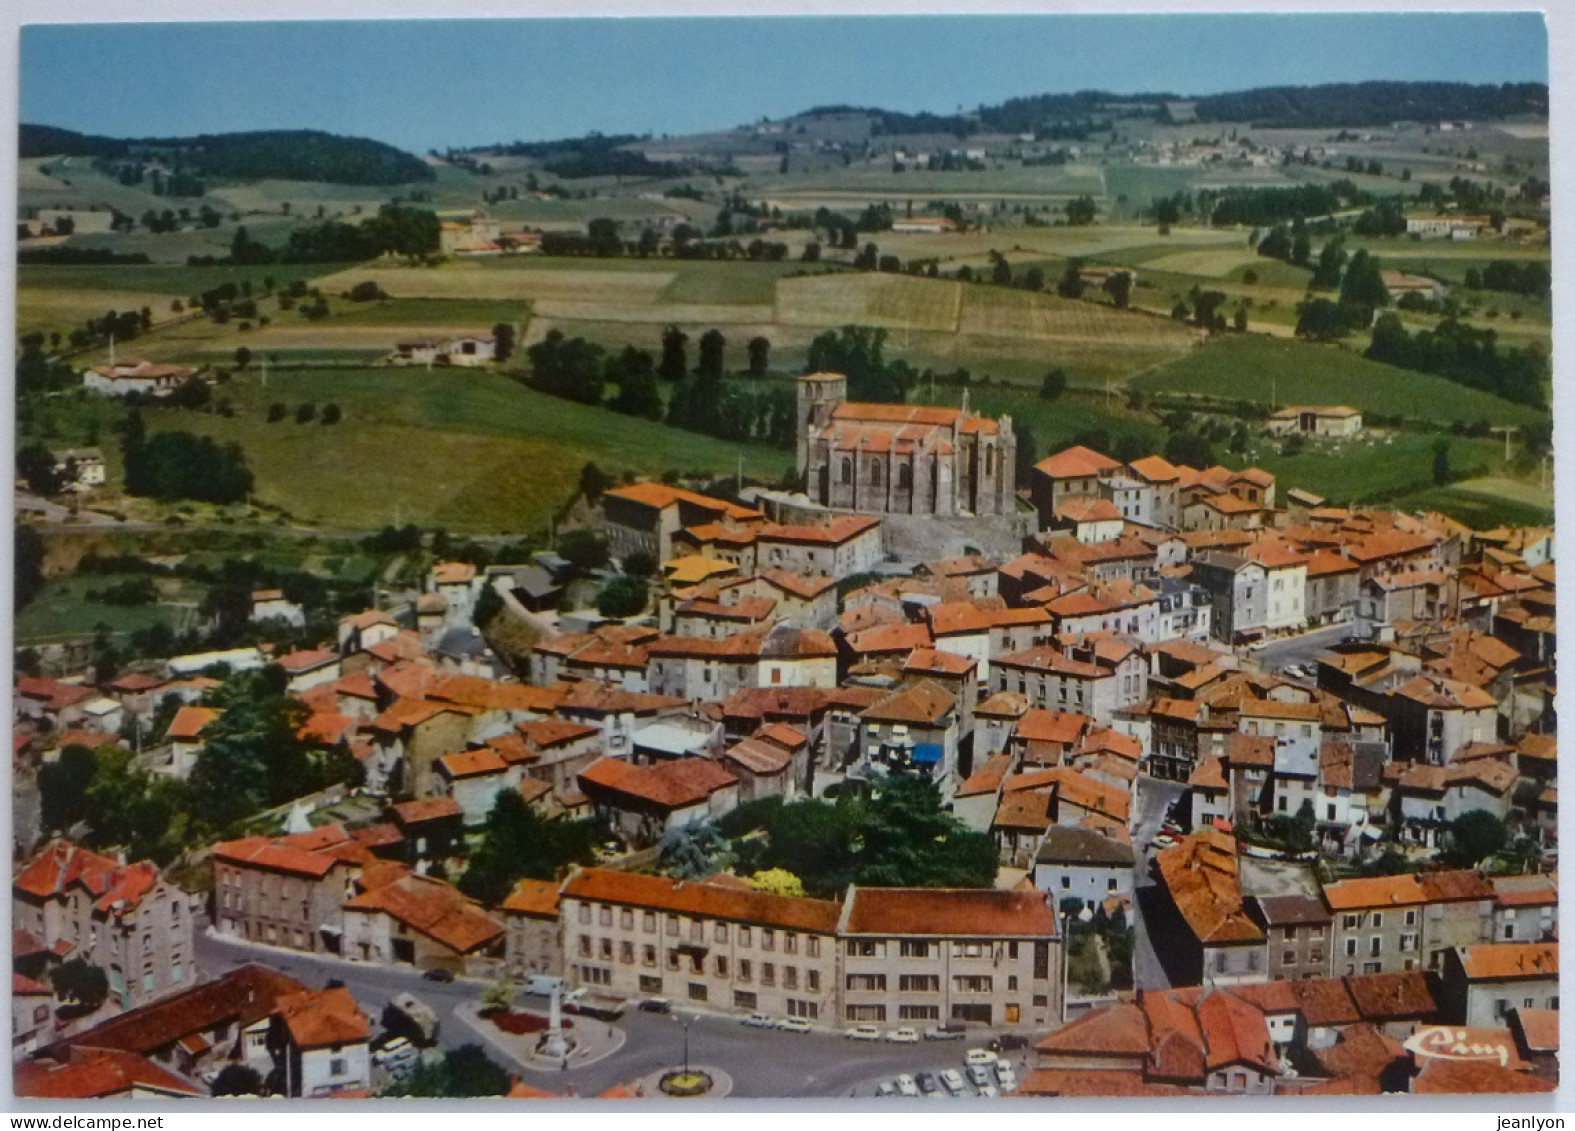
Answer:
[452,1000,627,1076]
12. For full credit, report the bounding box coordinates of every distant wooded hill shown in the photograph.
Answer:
[19,125,434,185]
[1187,81,1548,128]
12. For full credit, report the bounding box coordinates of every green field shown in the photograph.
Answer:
[321,297,527,327]
[969,387,1165,460]
[1249,432,1502,506]
[1133,334,1547,427]
[16,573,201,646]
[133,367,787,534]
[1389,486,1554,529]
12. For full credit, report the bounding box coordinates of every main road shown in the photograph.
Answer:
[195,925,1035,1098]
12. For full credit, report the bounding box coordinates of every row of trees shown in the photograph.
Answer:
[204,205,441,267]
[1367,314,1548,408]
[1210,181,1359,227]
[120,410,254,505]
[1466,260,1551,297]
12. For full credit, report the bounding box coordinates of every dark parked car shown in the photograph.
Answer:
[916,1071,941,1096]
[422,968,455,983]
[638,997,672,1013]
[988,1034,1031,1052]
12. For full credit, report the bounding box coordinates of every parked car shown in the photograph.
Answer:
[874,1081,898,1098]
[372,1036,413,1064]
[421,968,455,983]
[967,1063,994,1088]
[996,1063,1018,1092]
[939,1068,966,1096]
[915,1072,940,1096]
[637,997,672,1013]
[894,1074,919,1098]
[885,1027,920,1043]
[523,974,566,997]
[965,1047,999,1067]
[742,1013,774,1028]
[776,1016,811,1034]
[924,1023,966,1041]
[976,1083,999,1097]
[847,1024,882,1041]
[988,1034,1031,1052]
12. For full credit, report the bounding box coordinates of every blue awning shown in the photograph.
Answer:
[911,743,943,765]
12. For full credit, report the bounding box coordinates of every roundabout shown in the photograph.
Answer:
[658,1069,714,1097]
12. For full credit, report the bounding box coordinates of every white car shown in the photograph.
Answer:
[996,1063,1018,1091]
[894,1073,920,1098]
[967,1063,994,1088]
[976,1083,999,1098]
[965,1047,999,1067]
[939,1068,966,1096]
[847,1024,882,1041]
[884,1027,920,1043]
[742,1012,774,1028]
[776,1016,811,1034]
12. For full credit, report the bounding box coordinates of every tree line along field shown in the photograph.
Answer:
[302,258,1198,389]
[1132,335,1548,428]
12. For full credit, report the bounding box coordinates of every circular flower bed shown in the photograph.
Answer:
[659,1070,713,1097]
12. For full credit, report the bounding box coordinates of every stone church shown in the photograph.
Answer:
[797,372,1017,517]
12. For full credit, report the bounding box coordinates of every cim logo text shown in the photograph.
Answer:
[1402,1026,1513,1067]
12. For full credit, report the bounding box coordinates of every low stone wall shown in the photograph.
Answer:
[880,512,1036,563]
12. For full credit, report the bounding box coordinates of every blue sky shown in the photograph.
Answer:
[20,13,1549,154]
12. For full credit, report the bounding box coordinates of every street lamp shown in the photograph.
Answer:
[678,1012,697,1076]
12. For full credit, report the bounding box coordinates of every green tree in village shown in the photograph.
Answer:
[1443,809,1509,867]
[188,665,346,832]
[459,791,604,907]
[596,573,648,618]
[50,959,109,1016]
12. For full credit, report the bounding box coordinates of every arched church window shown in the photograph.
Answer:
[871,461,882,487]
[839,458,852,484]
[985,446,995,476]
[898,463,912,490]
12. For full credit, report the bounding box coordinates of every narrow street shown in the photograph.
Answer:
[1128,775,1186,991]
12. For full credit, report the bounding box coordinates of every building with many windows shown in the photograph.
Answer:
[556,868,1063,1028]
[560,868,842,1022]
[12,840,196,1014]
[836,886,1062,1029]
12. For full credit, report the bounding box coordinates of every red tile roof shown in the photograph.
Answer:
[16,1048,203,1099]
[1035,1000,1150,1057]
[1036,445,1120,479]
[13,839,168,916]
[841,886,1058,938]
[500,877,562,919]
[578,756,737,809]
[562,867,842,933]
[276,985,371,1049]
[391,796,463,825]
[1456,941,1558,981]
[344,873,502,954]
[51,964,306,1058]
